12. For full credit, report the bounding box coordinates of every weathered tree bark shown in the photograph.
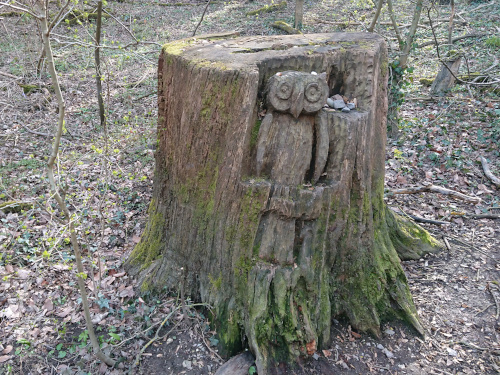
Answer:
[125,33,441,374]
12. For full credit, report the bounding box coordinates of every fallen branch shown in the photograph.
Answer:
[418,33,487,48]
[387,185,481,203]
[134,91,157,101]
[480,156,500,188]
[19,124,71,142]
[390,206,449,225]
[246,1,286,16]
[0,71,21,80]
[468,213,500,220]
[489,283,500,320]
[407,214,449,225]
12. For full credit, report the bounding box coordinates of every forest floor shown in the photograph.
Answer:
[0,0,499,374]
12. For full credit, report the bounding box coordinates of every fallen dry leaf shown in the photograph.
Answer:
[43,299,54,312]
[57,306,73,318]
[17,269,31,279]
[3,345,13,354]
[0,355,12,363]
[306,339,316,355]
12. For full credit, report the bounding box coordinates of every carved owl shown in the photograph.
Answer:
[256,71,329,185]
[267,71,329,118]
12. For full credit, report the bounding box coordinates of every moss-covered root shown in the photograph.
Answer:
[386,207,442,260]
[389,278,425,336]
[271,21,302,35]
[334,210,426,340]
[0,201,32,213]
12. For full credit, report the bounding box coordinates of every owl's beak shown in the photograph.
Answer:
[290,86,304,119]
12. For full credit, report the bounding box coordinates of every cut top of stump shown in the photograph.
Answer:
[162,33,387,102]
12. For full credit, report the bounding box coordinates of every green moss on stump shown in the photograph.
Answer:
[127,199,165,271]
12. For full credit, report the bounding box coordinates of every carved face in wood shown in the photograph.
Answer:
[267,71,328,119]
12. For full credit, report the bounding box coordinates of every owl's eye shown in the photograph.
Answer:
[304,83,321,102]
[276,82,292,100]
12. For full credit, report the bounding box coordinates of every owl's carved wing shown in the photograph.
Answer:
[256,112,273,177]
[313,110,329,183]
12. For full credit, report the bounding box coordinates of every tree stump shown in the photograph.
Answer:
[430,56,462,96]
[125,33,441,374]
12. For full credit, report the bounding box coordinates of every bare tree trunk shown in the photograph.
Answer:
[399,0,423,69]
[95,0,105,127]
[448,0,455,46]
[387,0,403,46]
[388,0,424,139]
[294,0,304,29]
[126,33,440,375]
[368,0,384,32]
[39,4,115,368]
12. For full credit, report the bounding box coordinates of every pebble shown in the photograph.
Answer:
[384,328,395,336]
[447,348,458,357]
[182,360,192,369]
[312,353,319,360]
[341,107,350,113]
[383,349,395,358]
[326,98,335,108]
[347,102,356,110]
[332,99,346,109]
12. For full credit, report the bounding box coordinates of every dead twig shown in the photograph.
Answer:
[443,236,451,252]
[196,321,223,361]
[387,184,481,204]
[474,303,494,317]
[192,0,211,37]
[468,213,500,220]
[489,283,500,320]
[19,123,71,142]
[134,91,157,101]
[0,70,21,80]
[480,156,500,188]
[445,234,495,260]
[407,214,449,225]
[132,302,207,367]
